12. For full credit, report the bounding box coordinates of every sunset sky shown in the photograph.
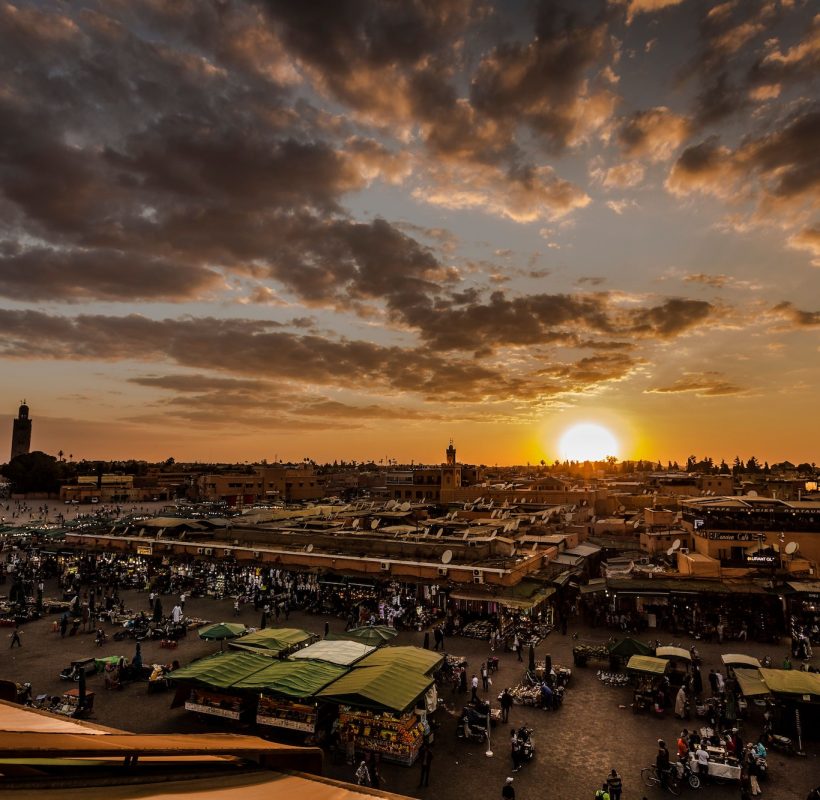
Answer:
[1,0,818,466]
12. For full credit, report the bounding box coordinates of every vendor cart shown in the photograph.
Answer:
[59,657,97,681]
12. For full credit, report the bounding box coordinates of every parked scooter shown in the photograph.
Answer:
[517,726,535,763]
[456,706,488,743]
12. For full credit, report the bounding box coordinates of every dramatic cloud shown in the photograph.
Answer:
[617,107,691,163]
[769,302,820,328]
[787,226,820,267]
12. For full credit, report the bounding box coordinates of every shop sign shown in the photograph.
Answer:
[136,545,153,556]
[184,702,240,719]
[706,532,754,541]
[257,715,313,732]
[745,554,777,565]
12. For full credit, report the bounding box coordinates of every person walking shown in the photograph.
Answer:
[471,674,479,702]
[9,626,22,648]
[656,739,671,790]
[418,743,433,787]
[502,777,515,800]
[354,760,370,786]
[510,728,521,773]
[501,688,513,723]
[607,768,623,800]
[481,662,489,691]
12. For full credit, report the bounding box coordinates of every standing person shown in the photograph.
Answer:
[324,621,330,639]
[513,635,522,662]
[471,674,479,702]
[233,599,240,616]
[501,688,513,723]
[354,760,370,787]
[708,670,718,696]
[692,664,703,698]
[423,630,430,650]
[60,612,68,638]
[148,590,155,610]
[9,626,22,648]
[459,666,467,694]
[675,685,688,718]
[171,604,182,624]
[502,777,515,800]
[510,728,521,773]
[179,592,186,611]
[418,743,433,788]
[481,662,489,691]
[715,670,725,696]
[696,742,709,781]
[607,769,623,800]
[656,739,671,790]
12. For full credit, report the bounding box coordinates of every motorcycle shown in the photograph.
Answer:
[517,727,535,763]
[676,757,701,790]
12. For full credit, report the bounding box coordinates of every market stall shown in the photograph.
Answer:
[327,625,398,647]
[654,645,691,687]
[169,650,272,722]
[229,627,317,657]
[358,646,443,676]
[317,662,433,765]
[626,655,670,714]
[608,637,653,669]
[233,659,348,736]
[291,639,375,666]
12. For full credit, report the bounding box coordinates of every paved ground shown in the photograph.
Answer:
[1,584,817,800]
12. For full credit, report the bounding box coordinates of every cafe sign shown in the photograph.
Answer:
[136,545,153,556]
[745,553,777,565]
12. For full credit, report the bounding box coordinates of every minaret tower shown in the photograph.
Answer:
[10,401,32,461]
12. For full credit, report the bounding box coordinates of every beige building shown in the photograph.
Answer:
[196,465,326,505]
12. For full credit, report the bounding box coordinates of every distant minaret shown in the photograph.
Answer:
[446,439,456,466]
[10,401,32,461]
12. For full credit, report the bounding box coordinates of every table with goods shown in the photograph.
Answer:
[338,708,426,765]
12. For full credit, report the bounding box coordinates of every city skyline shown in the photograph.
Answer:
[1,0,818,465]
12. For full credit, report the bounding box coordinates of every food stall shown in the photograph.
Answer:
[233,659,348,736]
[654,645,691,687]
[626,655,670,713]
[290,639,375,666]
[169,650,272,723]
[318,662,433,765]
[688,743,742,782]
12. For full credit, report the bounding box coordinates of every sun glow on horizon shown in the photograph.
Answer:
[558,423,620,462]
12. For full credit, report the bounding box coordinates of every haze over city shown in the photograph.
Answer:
[0,0,818,465]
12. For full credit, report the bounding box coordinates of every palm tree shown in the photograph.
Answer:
[58,450,64,462]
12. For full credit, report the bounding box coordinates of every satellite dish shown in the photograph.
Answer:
[666,547,675,556]
[441,549,453,565]
[671,539,681,551]
[785,541,798,555]
[618,505,626,512]
[747,490,758,497]
[530,516,536,524]
[386,499,396,510]
[370,519,380,530]
[306,544,314,553]
[401,502,411,512]
[633,520,641,529]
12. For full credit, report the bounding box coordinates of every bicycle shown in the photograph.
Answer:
[641,764,681,795]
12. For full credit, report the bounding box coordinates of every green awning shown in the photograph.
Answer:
[228,628,315,655]
[608,638,653,658]
[168,651,272,689]
[326,626,399,646]
[734,669,771,697]
[358,646,444,675]
[233,659,348,698]
[198,622,247,641]
[759,668,820,698]
[626,655,669,675]
[317,663,433,713]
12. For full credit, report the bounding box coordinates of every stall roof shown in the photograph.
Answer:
[655,646,691,662]
[564,544,601,557]
[327,625,398,647]
[722,654,762,669]
[229,628,315,655]
[168,651,272,689]
[606,577,767,595]
[449,585,554,610]
[317,663,433,713]
[552,553,584,566]
[608,637,653,658]
[626,655,669,675]
[358,646,444,675]
[758,668,820,698]
[580,578,607,595]
[786,581,820,595]
[734,669,771,697]
[291,640,375,666]
[233,659,348,698]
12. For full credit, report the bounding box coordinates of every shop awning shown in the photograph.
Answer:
[233,660,348,698]
[608,637,653,658]
[358,646,444,676]
[786,581,820,596]
[721,654,761,669]
[655,646,691,662]
[168,651,272,689]
[317,663,433,713]
[580,579,607,595]
[733,669,771,697]
[449,586,554,610]
[290,640,375,666]
[228,628,315,656]
[327,626,398,647]
[758,668,820,698]
[626,655,669,675]
[564,544,601,557]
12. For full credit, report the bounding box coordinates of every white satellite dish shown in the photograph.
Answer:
[530,516,536,524]
[435,528,443,537]
[370,519,380,530]
[633,520,641,529]
[306,544,314,553]
[747,490,758,498]
[400,501,411,512]
[666,547,675,556]
[441,549,453,565]
[785,541,798,555]
[386,499,396,510]
[671,539,681,551]
[352,518,360,530]
[618,505,626,512]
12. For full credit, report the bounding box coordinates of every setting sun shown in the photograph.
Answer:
[558,423,619,462]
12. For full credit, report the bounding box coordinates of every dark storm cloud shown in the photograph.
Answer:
[646,371,746,397]
[0,247,221,302]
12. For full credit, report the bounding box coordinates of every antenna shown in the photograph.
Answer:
[441,549,453,565]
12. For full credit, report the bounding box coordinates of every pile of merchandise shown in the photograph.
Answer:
[461,620,496,639]
[572,643,609,666]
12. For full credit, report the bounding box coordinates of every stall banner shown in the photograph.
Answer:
[184,702,240,719]
[257,716,314,732]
